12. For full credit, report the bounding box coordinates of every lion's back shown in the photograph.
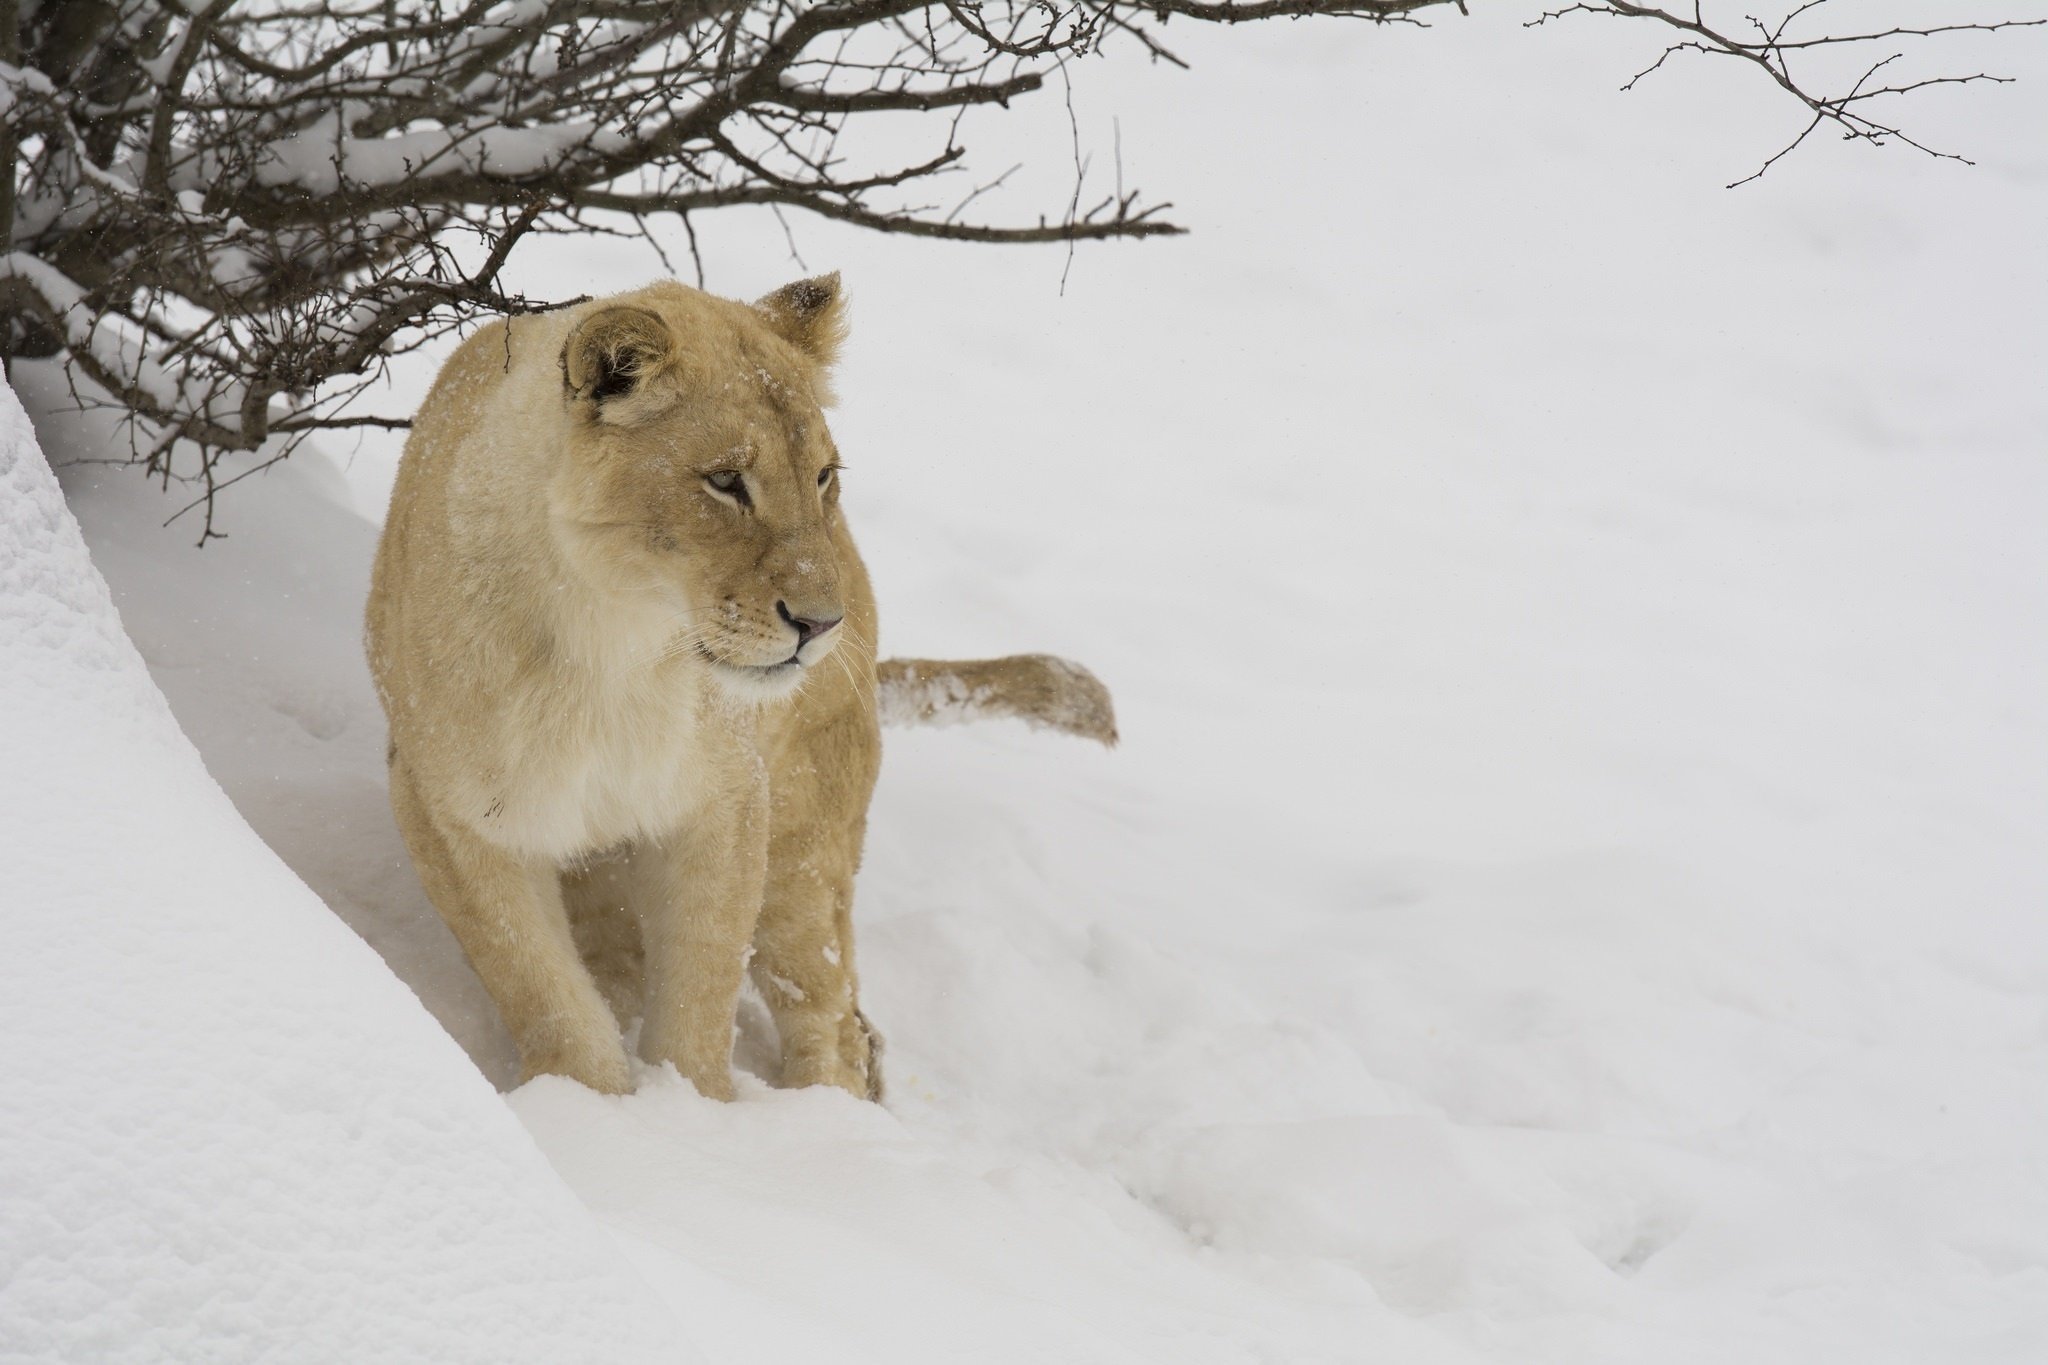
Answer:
[366,317,530,713]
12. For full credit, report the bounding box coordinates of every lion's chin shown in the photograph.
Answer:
[704,656,810,705]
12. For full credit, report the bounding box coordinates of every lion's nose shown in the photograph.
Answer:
[777,600,843,645]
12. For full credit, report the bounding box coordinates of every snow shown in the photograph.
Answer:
[0,387,685,1361]
[10,4,2048,1363]
[259,112,631,195]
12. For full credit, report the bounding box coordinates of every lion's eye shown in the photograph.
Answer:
[817,466,837,490]
[704,470,750,508]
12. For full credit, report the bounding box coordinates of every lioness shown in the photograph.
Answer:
[367,274,1112,1102]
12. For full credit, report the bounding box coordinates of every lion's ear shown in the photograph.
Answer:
[754,272,847,370]
[560,305,675,416]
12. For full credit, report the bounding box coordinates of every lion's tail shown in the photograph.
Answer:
[874,654,1118,747]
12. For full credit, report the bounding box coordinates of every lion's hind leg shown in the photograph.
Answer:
[751,855,882,1101]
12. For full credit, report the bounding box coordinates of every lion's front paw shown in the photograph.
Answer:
[638,1037,737,1101]
[520,1034,634,1095]
[676,1060,737,1102]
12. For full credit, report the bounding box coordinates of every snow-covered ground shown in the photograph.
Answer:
[0,387,683,1364]
[9,4,2048,1361]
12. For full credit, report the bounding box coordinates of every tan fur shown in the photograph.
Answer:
[876,655,1118,746]
[367,274,1113,1103]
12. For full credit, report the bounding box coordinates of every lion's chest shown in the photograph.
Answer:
[484,663,726,862]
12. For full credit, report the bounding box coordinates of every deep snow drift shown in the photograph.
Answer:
[0,387,686,1361]
[11,4,2048,1363]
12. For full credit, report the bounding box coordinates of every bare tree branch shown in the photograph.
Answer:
[1530,2,2044,186]
[1,0,2038,535]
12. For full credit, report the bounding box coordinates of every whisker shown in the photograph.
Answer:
[828,635,877,715]
[830,648,867,713]
[631,618,723,672]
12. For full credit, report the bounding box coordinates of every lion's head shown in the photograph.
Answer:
[548,275,853,702]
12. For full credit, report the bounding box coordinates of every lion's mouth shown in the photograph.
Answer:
[726,657,801,678]
[694,642,801,672]
[693,642,809,698]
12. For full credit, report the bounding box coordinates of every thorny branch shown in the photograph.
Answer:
[0,0,2037,535]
